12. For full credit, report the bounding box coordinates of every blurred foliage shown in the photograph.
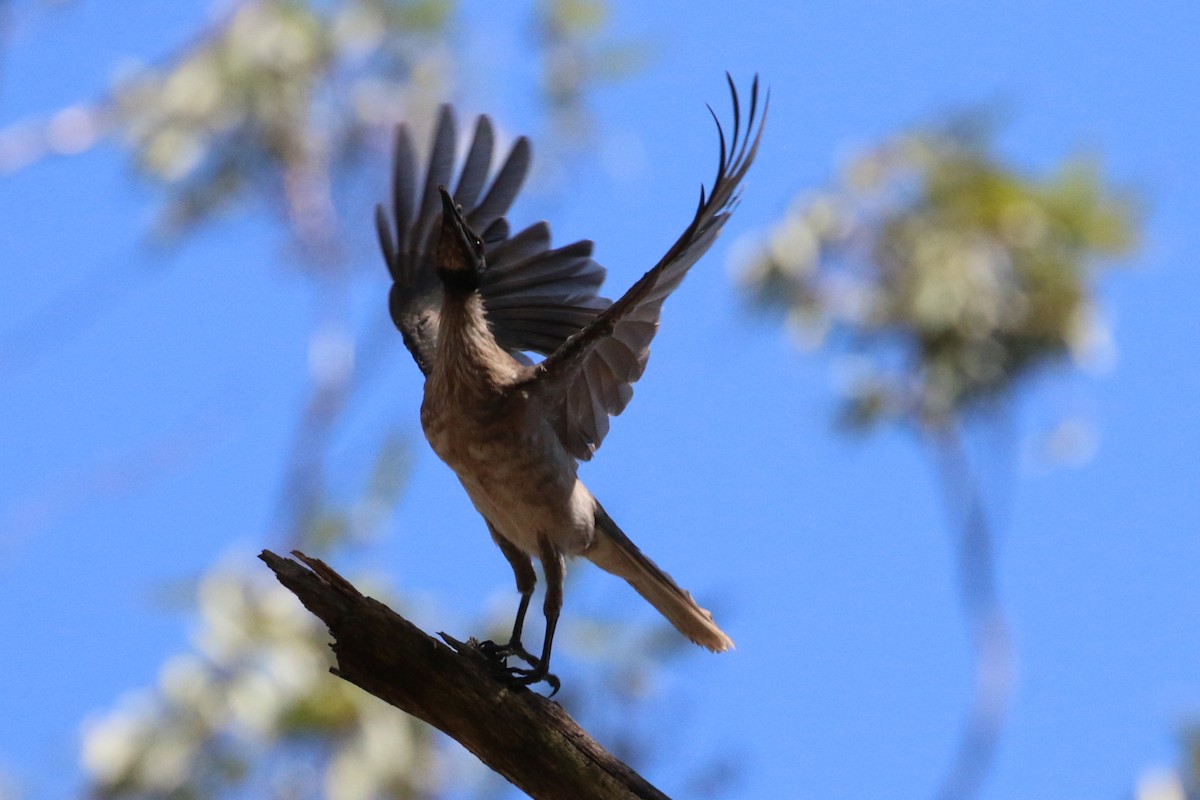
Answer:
[533,0,648,145]
[8,1,714,798]
[298,434,414,554]
[1135,767,1190,800]
[739,116,1141,800]
[112,0,454,239]
[2,0,640,239]
[82,566,440,800]
[1133,729,1200,800]
[739,117,1139,430]
[1190,730,1200,798]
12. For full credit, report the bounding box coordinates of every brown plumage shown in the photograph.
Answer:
[377,76,766,688]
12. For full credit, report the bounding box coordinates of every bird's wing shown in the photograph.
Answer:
[376,106,610,375]
[527,75,767,461]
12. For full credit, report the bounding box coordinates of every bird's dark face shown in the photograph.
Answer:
[435,186,486,294]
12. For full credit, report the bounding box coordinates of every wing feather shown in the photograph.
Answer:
[414,106,457,255]
[453,116,494,209]
[531,75,767,460]
[467,137,531,233]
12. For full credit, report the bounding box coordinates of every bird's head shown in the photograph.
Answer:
[435,185,486,294]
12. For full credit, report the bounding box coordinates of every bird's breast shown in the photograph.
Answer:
[421,355,592,556]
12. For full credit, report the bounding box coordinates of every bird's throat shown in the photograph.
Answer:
[438,291,491,363]
[438,265,482,295]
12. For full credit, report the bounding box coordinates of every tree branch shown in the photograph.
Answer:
[930,426,1015,800]
[258,549,671,800]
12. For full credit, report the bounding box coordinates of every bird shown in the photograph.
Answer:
[375,75,765,689]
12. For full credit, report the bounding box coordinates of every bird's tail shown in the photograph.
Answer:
[584,503,733,652]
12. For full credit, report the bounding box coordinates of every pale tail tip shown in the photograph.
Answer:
[699,632,735,653]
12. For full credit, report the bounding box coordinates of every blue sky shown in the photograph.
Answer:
[2,1,1199,798]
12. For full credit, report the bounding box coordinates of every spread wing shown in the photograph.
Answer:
[529,75,767,461]
[376,105,609,375]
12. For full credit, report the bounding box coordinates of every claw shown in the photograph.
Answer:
[478,638,540,668]
[477,640,558,694]
[503,665,561,696]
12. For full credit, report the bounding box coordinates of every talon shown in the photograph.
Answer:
[501,665,560,695]
[478,638,539,668]
[478,639,505,660]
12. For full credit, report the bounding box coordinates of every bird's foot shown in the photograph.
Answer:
[478,639,560,693]
[478,638,539,669]
[440,634,561,695]
[502,664,561,697]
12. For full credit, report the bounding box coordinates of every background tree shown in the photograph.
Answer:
[738,119,1138,799]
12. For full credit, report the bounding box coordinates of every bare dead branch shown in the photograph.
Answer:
[258,549,672,800]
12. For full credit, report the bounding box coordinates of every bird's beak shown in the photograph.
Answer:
[439,185,464,229]
[435,185,485,292]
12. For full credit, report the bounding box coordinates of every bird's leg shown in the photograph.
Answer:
[506,534,564,694]
[479,524,540,667]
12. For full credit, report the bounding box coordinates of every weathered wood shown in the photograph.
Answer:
[259,549,671,800]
